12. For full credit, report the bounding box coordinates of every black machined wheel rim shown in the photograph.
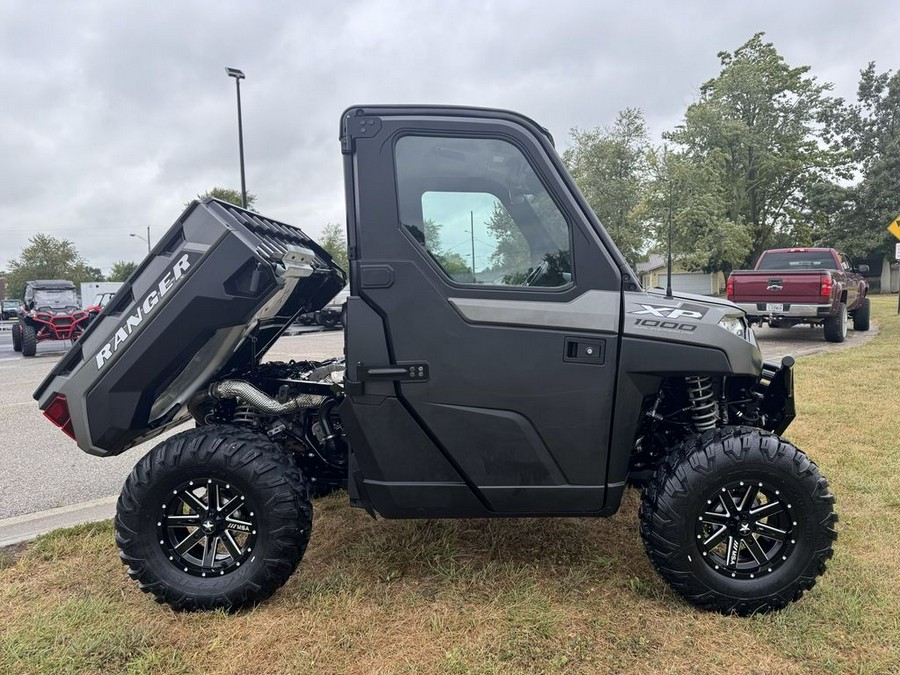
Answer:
[695,480,797,580]
[158,478,258,578]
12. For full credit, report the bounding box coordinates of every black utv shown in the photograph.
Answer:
[35,106,836,615]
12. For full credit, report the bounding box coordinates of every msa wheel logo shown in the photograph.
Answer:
[631,304,704,320]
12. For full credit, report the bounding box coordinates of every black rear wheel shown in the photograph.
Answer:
[21,324,37,357]
[116,425,312,611]
[823,302,847,343]
[640,427,837,615]
[11,324,22,352]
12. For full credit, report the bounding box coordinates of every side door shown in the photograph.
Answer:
[340,107,628,517]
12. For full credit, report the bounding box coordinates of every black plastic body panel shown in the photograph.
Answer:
[35,199,345,456]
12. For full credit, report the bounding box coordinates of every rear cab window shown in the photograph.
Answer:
[756,251,838,270]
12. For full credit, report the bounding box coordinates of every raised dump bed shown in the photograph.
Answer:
[34,198,345,456]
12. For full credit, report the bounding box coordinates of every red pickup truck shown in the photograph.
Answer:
[727,247,870,343]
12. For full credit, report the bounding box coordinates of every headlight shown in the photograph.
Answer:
[718,316,748,340]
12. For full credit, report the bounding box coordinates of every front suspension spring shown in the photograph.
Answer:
[685,376,718,432]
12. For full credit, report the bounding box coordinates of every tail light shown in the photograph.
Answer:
[726,275,735,300]
[44,394,75,440]
[820,275,833,298]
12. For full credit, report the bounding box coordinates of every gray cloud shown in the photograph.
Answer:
[2,0,897,274]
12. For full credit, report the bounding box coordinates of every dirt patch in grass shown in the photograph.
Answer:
[2,297,898,674]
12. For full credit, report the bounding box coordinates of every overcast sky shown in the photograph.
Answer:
[1,1,897,275]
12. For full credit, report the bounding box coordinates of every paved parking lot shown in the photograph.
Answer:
[0,320,875,520]
[0,328,344,519]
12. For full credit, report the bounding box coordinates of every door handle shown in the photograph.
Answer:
[563,338,605,364]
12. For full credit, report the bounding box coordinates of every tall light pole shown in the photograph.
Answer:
[225,67,248,209]
[130,226,151,254]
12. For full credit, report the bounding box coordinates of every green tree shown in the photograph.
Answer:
[485,202,530,282]
[107,260,138,282]
[6,234,103,298]
[666,33,844,265]
[823,63,900,257]
[643,147,750,274]
[420,219,473,280]
[563,108,650,266]
[319,222,348,271]
[192,187,257,209]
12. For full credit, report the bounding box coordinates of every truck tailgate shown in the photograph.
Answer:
[34,198,345,457]
[731,270,825,304]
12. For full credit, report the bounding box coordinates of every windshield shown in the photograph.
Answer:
[33,289,78,308]
[2,301,18,310]
[92,293,115,308]
[757,251,838,271]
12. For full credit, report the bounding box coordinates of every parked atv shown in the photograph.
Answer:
[15,280,91,356]
[36,106,836,616]
[316,284,349,329]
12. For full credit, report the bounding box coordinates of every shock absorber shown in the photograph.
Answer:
[231,403,260,427]
[685,376,718,432]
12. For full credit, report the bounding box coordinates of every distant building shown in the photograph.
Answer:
[635,254,726,296]
[859,254,899,294]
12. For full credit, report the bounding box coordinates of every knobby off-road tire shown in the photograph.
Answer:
[639,426,837,615]
[852,297,870,332]
[823,302,848,343]
[116,425,312,611]
[11,324,22,352]
[21,324,37,357]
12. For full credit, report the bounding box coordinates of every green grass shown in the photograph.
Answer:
[1,296,899,674]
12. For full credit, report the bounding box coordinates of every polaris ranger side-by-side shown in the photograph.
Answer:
[35,106,836,615]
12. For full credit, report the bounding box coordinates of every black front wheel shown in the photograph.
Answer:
[116,425,312,611]
[21,324,37,357]
[640,427,837,615]
[852,297,870,332]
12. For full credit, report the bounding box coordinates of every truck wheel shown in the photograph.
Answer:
[851,298,870,332]
[639,427,837,615]
[115,425,312,611]
[822,302,847,343]
[21,324,37,357]
[11,324,22,352]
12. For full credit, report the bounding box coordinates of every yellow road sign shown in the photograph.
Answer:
[889,216,900,241]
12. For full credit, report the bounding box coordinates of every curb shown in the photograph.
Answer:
[0,495,117,548]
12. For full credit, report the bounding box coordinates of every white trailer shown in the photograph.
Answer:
[81,281,124,309]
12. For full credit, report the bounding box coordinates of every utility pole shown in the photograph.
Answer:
[470,210,476,283]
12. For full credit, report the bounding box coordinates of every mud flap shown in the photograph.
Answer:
[758,356,796,435]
